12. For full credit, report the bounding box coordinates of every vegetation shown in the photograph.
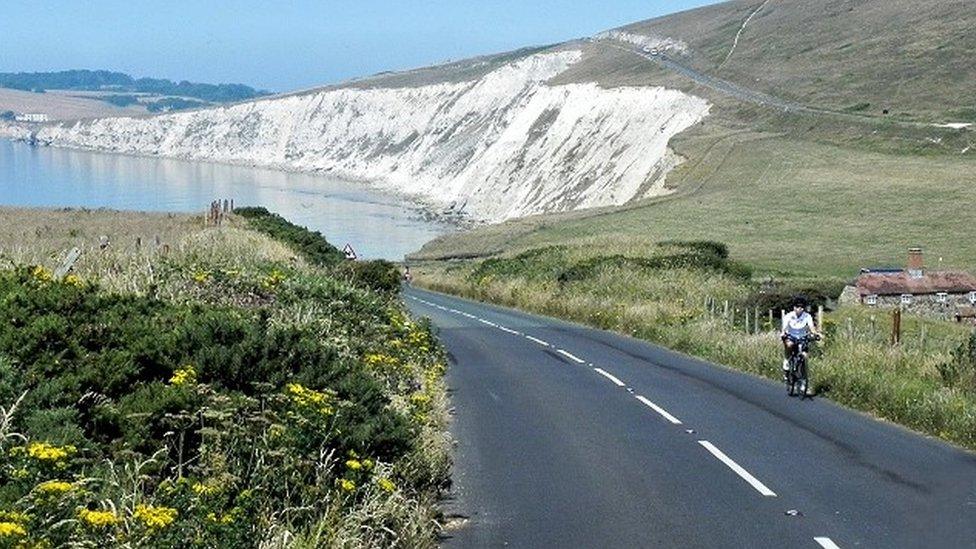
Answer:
[413,241,976,450]
[146,98,208,113]
[0,70,268,103]
[0,209,449,547]
[234,207,346,267]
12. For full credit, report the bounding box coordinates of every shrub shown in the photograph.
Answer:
[233,207,345,267]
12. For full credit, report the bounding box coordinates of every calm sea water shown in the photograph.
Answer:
[0,139,454,259]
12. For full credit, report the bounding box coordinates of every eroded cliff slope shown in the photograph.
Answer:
[28,50,709,222]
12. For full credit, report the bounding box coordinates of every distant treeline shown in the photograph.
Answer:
[0,69,268,103]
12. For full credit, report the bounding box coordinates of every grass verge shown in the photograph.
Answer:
[414,243,976,451]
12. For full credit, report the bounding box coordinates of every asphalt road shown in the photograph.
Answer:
[404,287,976,548]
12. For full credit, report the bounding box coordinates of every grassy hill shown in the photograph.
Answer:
[413,0,976,279]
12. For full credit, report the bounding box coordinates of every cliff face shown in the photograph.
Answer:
[31,51,709,222]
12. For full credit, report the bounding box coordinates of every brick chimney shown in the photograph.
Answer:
[907,247,924,279]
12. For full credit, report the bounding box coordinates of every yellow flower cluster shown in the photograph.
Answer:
[31,265,53,283]
[169,364,197,386]
[27,442,76,462]
[345,459,362,471]
[191,481,219,496]
[78,508,118,527]
[36,480,73,494]
[409,393,431,407]
[63,274,83,287]
[285,383,334,416]
[192,271,211,284]
[0,521,26,537]
[133,504,178,529]
[339,479,356,492]
[206,512,235,525]
[376,478,396,493]
[261,269,286,289]
[363,353,399,369]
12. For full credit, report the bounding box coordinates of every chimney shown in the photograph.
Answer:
[907,247,924,279]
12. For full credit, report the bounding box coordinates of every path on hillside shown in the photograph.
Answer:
[404,287,976,548]
[603,42,971,132]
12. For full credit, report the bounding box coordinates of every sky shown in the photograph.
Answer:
[0,1,722,93]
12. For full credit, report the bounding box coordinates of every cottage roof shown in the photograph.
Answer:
[856,271,976,296]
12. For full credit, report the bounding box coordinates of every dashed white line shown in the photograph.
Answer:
[525,335,551,347]
[698,440,777,497]
[635,396,683,424]
[497,326,522,335]
[814,537,841,549]
[477,319,499,327]
[593,368,626,387]
[555,349,586,364]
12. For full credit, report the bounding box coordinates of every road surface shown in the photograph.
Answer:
[404,287,976,548]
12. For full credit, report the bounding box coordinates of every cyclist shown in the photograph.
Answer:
[781,297,822,380]
[403,265,413,285]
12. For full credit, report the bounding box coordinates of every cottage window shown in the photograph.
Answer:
[865,294,878,306]
[969,292,976,304]
[900,294,913,305]
[936,292,948,303]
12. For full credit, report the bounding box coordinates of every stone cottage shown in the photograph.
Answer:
[841,248,976,320]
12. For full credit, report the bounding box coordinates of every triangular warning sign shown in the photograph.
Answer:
[343,243,357,261]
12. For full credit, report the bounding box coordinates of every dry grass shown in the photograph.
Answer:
[0,88,144,120]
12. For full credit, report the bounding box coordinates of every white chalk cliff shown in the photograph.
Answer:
[30,51,709,222]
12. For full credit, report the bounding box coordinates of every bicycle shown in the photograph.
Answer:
[784,334,819,397]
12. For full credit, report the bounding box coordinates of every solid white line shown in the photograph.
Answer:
[698,440,776,497]
[635,396,682,424]
[594,368,626,387]
[555,349,586,364]
[814,537,841,549]
[525,335,550,347]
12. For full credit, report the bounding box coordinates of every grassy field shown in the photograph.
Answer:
[413,132,976,278]
[0,207,450,547]
[412,242,976,450]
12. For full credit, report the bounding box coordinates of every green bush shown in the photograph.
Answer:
[233,206,345,267]
[338,260,403,294]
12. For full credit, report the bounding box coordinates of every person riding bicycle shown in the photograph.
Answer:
[781,297,822,380]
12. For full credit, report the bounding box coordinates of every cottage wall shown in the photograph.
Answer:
[866,294,975,320]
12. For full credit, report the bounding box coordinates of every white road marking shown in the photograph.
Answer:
[698,440,777,497]
[594,368,626,387]
[525,335,550,347]
[477,319,499,327]
[635,396,682,424]
[814,538,841,549]
[555,349,586,364]
[497,326,522,335]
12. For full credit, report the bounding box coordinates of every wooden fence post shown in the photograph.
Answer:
[891,308,902,346]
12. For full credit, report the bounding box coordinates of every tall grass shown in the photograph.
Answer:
[416,243,976,450]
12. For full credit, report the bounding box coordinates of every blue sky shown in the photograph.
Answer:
[0,1,721,92]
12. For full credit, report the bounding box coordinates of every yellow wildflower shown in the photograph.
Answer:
[36,480,73,494]
[192,271,211,284]
[339,479,355,493]
[169,365,197,386]
[0,512,28,525]
[78,508,118,528]
[362,459,374,470]
[206,512,235,525]
[0,521,26,537]
[191,482,219,496]
[377,478,396,493]
[261,269,286,289]
[133,505,178,529]
[285,383,334,416]
[31,265,53,283]
[409,393,431,407]
[345,459,362,471]
[27,442,76,462]
[63,274,83,287]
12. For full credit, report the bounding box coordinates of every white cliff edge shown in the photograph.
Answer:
[28,51,709,222]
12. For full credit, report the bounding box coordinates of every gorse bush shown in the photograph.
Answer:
[0,221,449,547]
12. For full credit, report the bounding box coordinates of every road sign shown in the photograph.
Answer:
[343,243,357,261]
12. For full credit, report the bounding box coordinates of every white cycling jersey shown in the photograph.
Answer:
[782,310,815,338]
